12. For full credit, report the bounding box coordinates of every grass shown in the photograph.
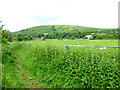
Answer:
[2,39,120,88]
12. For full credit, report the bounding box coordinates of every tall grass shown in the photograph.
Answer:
[4,39,119,88]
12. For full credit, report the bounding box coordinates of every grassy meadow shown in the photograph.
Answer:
[2,39,119,88]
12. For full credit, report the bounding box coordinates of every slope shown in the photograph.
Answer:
[12,25,118,40]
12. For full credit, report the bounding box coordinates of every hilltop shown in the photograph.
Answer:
[13,25,118,41]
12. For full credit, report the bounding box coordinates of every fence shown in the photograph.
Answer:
[64,45,120,49]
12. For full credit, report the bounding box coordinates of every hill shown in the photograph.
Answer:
[12,25,119,40]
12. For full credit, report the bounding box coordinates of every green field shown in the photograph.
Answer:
[2,39,119,88]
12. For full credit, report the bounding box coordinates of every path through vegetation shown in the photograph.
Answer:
[15,59,47,88]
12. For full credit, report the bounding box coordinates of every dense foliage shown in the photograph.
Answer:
[13,25,119,41]
[1,24,25,88]
[4,39,119,88]
[0,25,13,63]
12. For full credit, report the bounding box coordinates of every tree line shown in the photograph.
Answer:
[13,29,119,41]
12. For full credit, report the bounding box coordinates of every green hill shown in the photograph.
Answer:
[13,25,119,40]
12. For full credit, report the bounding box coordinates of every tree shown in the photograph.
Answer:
[0,22,13,63]
[51,25,56,33]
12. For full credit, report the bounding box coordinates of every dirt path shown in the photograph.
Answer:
[16,62,47,88]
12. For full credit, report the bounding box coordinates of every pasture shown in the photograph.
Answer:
[2,39,119,88]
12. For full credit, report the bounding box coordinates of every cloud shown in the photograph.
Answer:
[32,15,59,24]
[0,0,119,32]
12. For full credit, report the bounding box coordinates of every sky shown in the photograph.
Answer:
[0,0,119,32]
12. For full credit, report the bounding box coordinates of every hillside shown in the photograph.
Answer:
[13,25,119,40]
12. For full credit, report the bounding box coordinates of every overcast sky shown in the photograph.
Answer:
[0,0,119,32]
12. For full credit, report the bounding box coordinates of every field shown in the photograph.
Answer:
[2,39,120,88]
